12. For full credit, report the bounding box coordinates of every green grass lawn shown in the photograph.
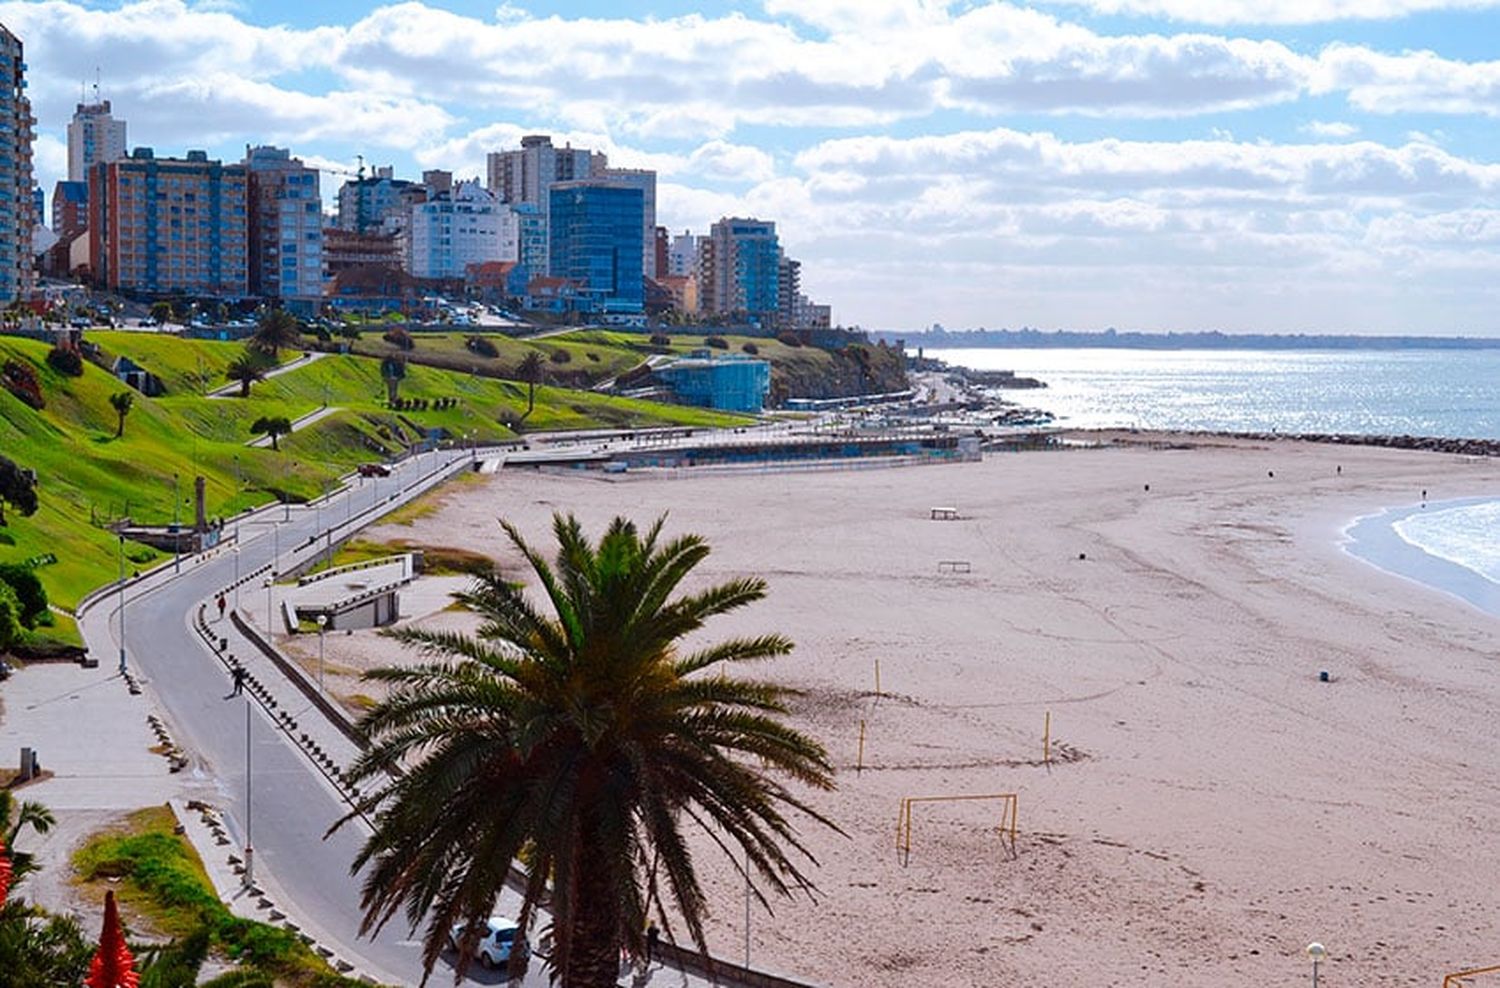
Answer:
[344,330,643,385]
[1,333,748,614]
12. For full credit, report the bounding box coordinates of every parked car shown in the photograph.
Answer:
[357,463,391,478]
[448,916,528,969]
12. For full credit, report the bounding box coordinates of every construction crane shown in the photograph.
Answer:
[321,154,371,234]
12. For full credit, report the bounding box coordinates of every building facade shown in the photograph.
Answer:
[336,166,415,234]
[88,148,248,295]
[547,181,644,314]
[598,167,657,280]
[408,180,511,280]
[667,230,701,277]
[486,135,604,207]
[0,24,33,303]
[68,98,126,183]
[244,146,323,301]
[699,217,780,325]
[656,354,771,413]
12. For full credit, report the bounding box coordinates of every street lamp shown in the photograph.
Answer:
[316,613,328,691]
[1307,942,1327,988]
[243,697,254,889]
[264,577,274,632]
[117,533,127,675]
[172,472,181,574]
[232,545,241,610]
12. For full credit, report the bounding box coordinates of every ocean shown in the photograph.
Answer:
[925,347,1500,440]
[922,346,1500,616]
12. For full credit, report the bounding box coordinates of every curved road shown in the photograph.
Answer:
[86,449,554,986]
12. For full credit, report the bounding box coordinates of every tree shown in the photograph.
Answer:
[108,391,134,438]
[1,791,56,887]
[250,416,292,452]
[0,582,22,653]
[380,355,406,404]
[251,308,302,358]
[149,302,174,325]
[336,514,838,987]
[0,455,38,526]
[0,564,47,628]
[224,351,268,399]
[516,350,544,417]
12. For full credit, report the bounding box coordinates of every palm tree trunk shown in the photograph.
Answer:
[561,830,622,988]
[115,413,124,438]
[241,379,250,399]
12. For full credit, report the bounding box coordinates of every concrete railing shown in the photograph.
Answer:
[297,553,414,588]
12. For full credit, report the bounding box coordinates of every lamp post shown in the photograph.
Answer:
[1307,942,1327,988]
[232,545,241,609]
[243,697,254,889]
[316,613,328,692]
[172,472,181,574]
[117,534,127,675]
[271,522,280,573]
[264,577,274,632]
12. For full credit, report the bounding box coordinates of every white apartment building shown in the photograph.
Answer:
[667,230,702,277]
[67,97,126,183]
[244,145,323,301]
[408,180,514,280]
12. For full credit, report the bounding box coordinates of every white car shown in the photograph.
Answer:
[448,915,528,969]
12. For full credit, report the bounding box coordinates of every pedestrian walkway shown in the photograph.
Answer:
[245,404,344,447]
[206,350,326,398]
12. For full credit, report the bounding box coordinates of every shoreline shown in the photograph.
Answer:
[1343,497,1500,620]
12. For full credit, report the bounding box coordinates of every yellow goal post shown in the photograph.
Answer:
[1444,965,1500,988]
[895,792,1018,865]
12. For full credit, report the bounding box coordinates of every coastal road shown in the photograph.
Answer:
[83,447,722,987]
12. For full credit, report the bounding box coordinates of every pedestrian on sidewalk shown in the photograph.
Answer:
[216,593,227,620]
[230,664,246,697]
[645,922,660,967]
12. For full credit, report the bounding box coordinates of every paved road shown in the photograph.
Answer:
[82,449,719,988]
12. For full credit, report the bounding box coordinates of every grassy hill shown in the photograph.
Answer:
[0,332,748,619]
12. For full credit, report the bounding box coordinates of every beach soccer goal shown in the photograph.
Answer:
[1444,965,1500,988]
[896,792,1018,865]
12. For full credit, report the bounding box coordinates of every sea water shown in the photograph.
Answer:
[925,347,1500,439]
[1345,500,1500,618]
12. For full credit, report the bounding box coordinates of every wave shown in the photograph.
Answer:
[1393,501,1500,586]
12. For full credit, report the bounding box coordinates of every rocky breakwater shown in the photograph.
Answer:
[1203,430,1500,456]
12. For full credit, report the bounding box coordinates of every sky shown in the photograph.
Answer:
[9,0,1500,335]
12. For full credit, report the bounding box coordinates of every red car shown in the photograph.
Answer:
[357,463,391,478]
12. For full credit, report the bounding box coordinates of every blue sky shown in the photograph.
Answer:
[9,0,1500,334]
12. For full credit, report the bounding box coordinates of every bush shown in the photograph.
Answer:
[704,336,728,350]
[649,333,671,346]
[586,351,600,362]
[777,332,804,348]
[382,328,415,351]
[466,335,499,358]
[549,349,572,364]
[1,359,44,409]
[0,563,48,628]
[46,344,84,376]
[741,342,759,355]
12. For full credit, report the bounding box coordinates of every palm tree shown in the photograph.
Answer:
[1,791,55,886]
[224,351,268,398]
[250,415,292,452]
[336,514,838,987]
[251,309,302,359]
[516,350,544,417]
[108,390,134,438]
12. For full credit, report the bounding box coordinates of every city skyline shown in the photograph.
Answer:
[8,0,1500,333]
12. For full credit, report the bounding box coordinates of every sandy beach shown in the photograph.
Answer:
[311,434,1500,987]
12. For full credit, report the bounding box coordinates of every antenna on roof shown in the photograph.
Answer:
[93,66,100,102]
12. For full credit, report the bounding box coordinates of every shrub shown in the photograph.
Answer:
[741,342,759,355]
[46,344,84,376]
[649,333,671,346]
[1,359,44,409]
[548,349,571,364]
[704,336,728,349]
[466,335,499,358]
[586,351,600,362]
[777,331,804,347]
[0,563,48,628]
[382,327,415,351]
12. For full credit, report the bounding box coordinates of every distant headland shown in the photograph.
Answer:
[870,328,1500,350]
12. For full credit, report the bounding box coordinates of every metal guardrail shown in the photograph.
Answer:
[297,553,413,587]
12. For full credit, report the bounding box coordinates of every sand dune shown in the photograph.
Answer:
[330,434,1500,987]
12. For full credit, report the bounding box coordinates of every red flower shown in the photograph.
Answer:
[85,890,139,988]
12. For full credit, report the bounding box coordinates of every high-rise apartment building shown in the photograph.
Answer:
[408,180,512,280]
[51,181,87,240]
[0,23,33,303]
[244,146,323,301]
[548,181,644,314]
[511,202,546,278]
[699,217,780,325]
[89,148,248,295]
[486,135,605,207]
[336,166,416,234]
[667,230,702,277]
[67,97,127,182]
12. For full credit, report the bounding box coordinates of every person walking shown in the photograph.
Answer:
[645,922,660,967]
[217,594,227,620]
[230,664,246,697]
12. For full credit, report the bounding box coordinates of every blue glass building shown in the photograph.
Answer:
[656,354,771,413]
[547,181,644,314]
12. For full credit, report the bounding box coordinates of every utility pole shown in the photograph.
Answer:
[117,534,127,675]
[172,472,181,574]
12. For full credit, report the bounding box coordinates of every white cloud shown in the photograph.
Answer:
[685,142,777,183]
[1301,120,1360,138]
[1037,0,1500,25]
